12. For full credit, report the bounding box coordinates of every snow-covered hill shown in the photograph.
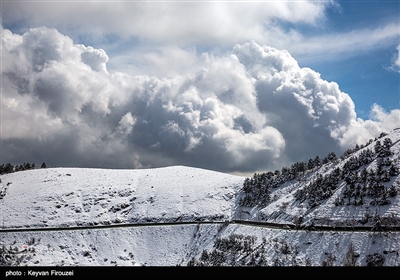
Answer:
[235,128,400,229]
[1,129,400,267]
[0,166,244,229]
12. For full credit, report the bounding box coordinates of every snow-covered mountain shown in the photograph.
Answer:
[0,129,399,267]
[236,128,400,229]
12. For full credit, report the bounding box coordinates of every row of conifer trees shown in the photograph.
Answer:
[0,162,47,175]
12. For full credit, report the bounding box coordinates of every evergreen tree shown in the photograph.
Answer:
[374,140,382,156]
[388,184,397,197]
[381,170,391,182]
[23,162,31,170]
[314,156,321,167]
[343,242,357,266]
[307,158,315,170]
[383,137,392,149]
[366,253,385,266]
[41,162,47,169]
[360,169,369,183]
[374,139,391,157]
[389,164,399,176]
[4,163,14,174]
[327,152,337,162]
[379,132,388,138]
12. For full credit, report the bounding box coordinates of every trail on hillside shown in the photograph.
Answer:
[1,219,399,233]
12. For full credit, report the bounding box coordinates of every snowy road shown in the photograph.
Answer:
[1,219,399,233]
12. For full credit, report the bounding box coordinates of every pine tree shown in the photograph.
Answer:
[314,156,321,167]
[4,163,14,174]
[383,137,392,149]
[307,158,315,170]
[389,163,399,176]
[374,140,382,156]
[388,184,397,197]
[327,152,337,162]
[23,162,31,170]
[366,253,385,266]
[41,162,47,169]
[343,242,357,266]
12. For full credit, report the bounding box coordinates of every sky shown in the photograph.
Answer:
[1,0,399,174]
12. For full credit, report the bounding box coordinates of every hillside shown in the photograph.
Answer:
[0,166,244,229]
[0,128,400,267]
[235,128,400,229]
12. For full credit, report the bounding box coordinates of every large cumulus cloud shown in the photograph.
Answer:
[1,27,399,173]
[232,41,358,163]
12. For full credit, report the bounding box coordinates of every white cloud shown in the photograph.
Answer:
[2,1,330,46]
[108,46,203,78]
[390,45,400,73]
[397,46,400,68]
[2,27,399,173]
[332,104,400,149]
[4,0,398,70]
[232,41,358,161]
[289,23,400,62]
[78,45,109,73]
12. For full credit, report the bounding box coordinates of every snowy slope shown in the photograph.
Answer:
[2,218,400,266]
[0,166,244,229]
[1,129,400,267]
[235,128,400,228]
[0,166,246,266]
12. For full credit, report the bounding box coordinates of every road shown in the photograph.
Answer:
[1,219,399,233]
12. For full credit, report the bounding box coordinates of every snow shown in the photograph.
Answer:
[0,225,200,266]
[240,128,400,227]
[0,165,246,266]
[1,129,399,266]
[0,165,244,229]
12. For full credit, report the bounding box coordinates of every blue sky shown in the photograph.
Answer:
[1,0,399,173]
[256,0,399,118]
[298,0,400,118]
